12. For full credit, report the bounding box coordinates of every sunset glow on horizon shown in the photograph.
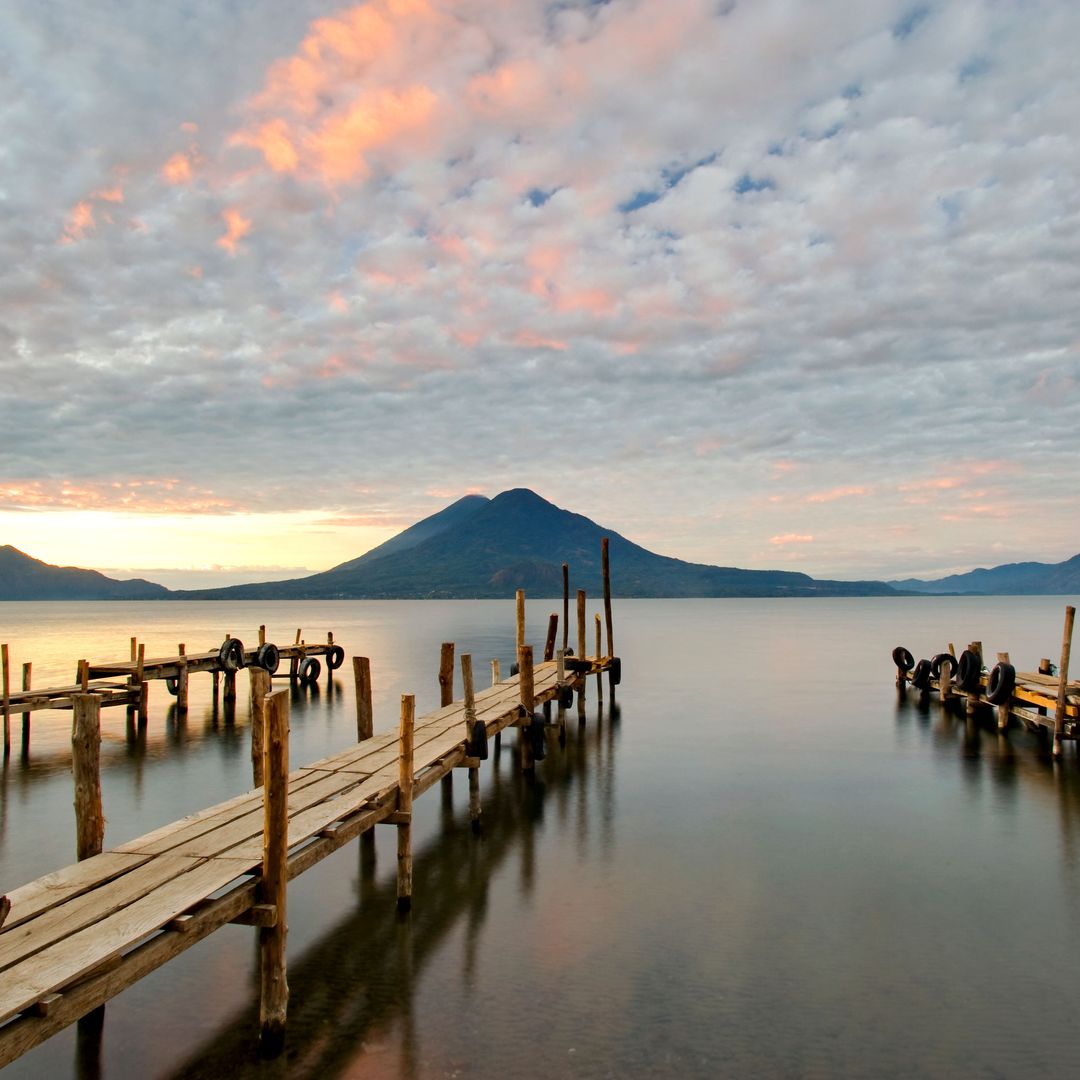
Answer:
[3,0,1079,588]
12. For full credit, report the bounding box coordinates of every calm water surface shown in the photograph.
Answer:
[1,597,1078,1079]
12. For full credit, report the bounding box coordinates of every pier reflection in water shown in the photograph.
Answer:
[3,597,1080,1079]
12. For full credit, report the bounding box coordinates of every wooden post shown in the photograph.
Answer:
[562,563,569,653]
[20,661,31,749]
[2,643,9,758]
[516,590,526,654]
[1039,658,1053,676]
[438,643,455,707]
[461,654,481,832]
[259,688,290,1055]
[556,648,567,722]
[135,643,148,722]
[397,695,415,912]
[129,637,137,662]
[353,656,373,741]
[601,536,614,657]
[176,644,189,711]
[491,659,501,685]
[259,624,266,647]
[1053,606,1075,757]
[72,694,104,861]
[78,659,90,692]
[519,644,535,772]
[995,652,1011,731]
[544,614,559,663]
[223,668,237,704]
[439,643,454,796]
[289,629,301,684]
[249,667,271,786]
[939,652,952,705]
[576,590,587,707]
[966,641,982,720]
[595,614,604,702]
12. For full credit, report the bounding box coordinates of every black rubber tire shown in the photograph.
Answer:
[609,657,622,686]
[218,638,244,672]
[956,650,982,693]
[929,653,958,681]
[165,676,179,696]
[530,719,546,761]
[911,659,932,690]
[986,662,1016,705]
[510,662,519,677]
[467,719,489,760]
[326,645,345,671]
[559,686,574,709]
[256,643,280,674]
[892,646,915,672]
[298,657,322,686]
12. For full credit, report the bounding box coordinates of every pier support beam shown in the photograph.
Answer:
[1053,606,1075,757]
[259,689,290,1056]
[2,644,10,758]
[249,667,271,786]
[602,536,615,696]
[353,656,373,742]
[461,654,482,833]
[176,645,189,712]
[519,644,535,772]
[397,695,415,912]
[439,643,454,797]
[72,694,104,861]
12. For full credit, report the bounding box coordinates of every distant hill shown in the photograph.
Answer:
[0,545,170,600]
[888,553,1080,595]
[178,488,898,599]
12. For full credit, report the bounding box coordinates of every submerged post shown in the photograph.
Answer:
[439,643,454,796]
[72,694,104,860]
[21,661,31,750]
[562,563,569,653]
[176,644,189,711]
[576,590,587,709]
[1053,606,1075,757]
[397,695,415,912]
[595,614,604,702]
[353,656,373,741]
[259,688,290,1055]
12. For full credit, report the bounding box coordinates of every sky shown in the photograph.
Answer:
[1,0,1078,589]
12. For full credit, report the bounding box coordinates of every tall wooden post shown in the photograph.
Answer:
[20,661,31,751]
[602,536,615,694]
[995,651,1011,732]
[1053,606,1075,757]
[72,694,104,860]
[397,695,415,913]
[965,641,982,721]
[519,644,535,772]
[461,654,481,832]
[556,648,567,723]
[258,625,266,647]
[562,563,569,653]
[595,614,604,702]
[259,688,290,1055]
[2,643,10,758]
[353,656,373,741]
[939,652,952,706]
[491,660,502,750]
[516,591,526,654]
[249,667,271,786]
[439,644,454,796]
[576,590,587,708]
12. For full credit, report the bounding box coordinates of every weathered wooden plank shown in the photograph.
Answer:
[1,853,153,931]
[0,856,254,1027]
[0,856,205,974]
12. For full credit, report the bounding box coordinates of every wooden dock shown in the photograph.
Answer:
[892,604,1077,754]
[0,543,621,1066]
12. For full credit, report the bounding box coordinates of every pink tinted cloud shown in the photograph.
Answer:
[162,152,194,185]
[61,201,95,243]
[2,479,241,514]
[806,485,871,503]
[217,208,252,255]
[770,533,814,546]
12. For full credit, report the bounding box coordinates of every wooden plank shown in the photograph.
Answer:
[0,856,254,1027]
[1,853,152,931]
[0,855,205,974]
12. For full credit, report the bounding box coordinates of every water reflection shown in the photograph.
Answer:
[160,705,619,1080]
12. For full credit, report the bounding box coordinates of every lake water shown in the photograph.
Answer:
[1,597,1078,1079]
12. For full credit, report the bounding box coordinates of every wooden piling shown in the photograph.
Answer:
[966,641,982,720]
[595,614,604,702]
[20,662,31,748]
[353,656,373,741]
[996,652,1011,731]
[176,644,189,711]
[249,667,271,786]
[601,535,614,657]
[1053,606,1075,757]
[939,652,952,705]
[2,643,9,757]
[258,625,266,647]
[576,590,587,707]
[491,659,501,685]
[397,695,415,912]
[259,688,290,1055]
[439,644,454,795]
[519,644,535,772]
[562,563,569,653]
[461,654,481,832]
[72,694,104,861]
[516,591,526,654]
[556,648,567,722]
[544,614,559,663]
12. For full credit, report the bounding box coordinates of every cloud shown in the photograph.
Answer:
[2,0,1079,582]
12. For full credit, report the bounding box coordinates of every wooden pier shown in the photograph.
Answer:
[892,604,1077,755]
[0,548,621,1067]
